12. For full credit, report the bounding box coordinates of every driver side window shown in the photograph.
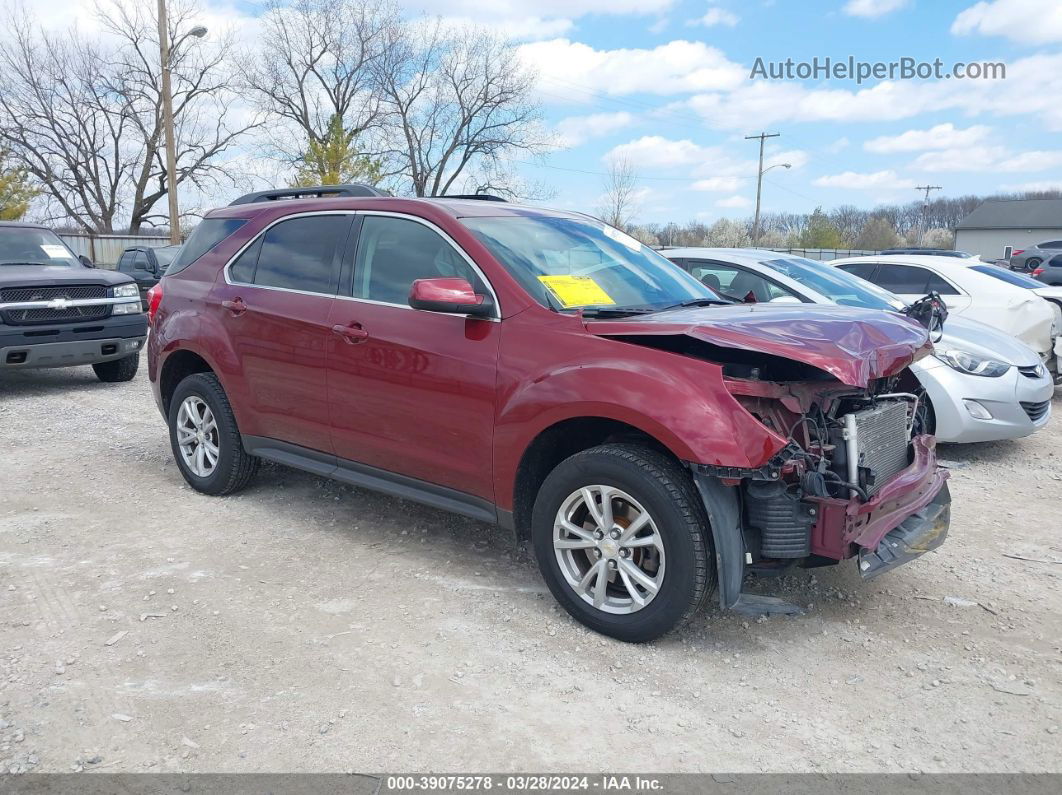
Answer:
[687,260,798,302]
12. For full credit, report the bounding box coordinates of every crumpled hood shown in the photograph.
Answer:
[587,303,932,387]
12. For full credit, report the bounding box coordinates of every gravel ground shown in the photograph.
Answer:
[1,363,1060,775]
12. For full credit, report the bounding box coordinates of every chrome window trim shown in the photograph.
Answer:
[222,209,501,320]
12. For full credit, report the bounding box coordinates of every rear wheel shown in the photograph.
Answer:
[168,373,259,495]
[92,353,139,382]
[531,443,713,642]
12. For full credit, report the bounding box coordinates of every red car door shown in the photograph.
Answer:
[326,213,500,502]
[212,213,352,454]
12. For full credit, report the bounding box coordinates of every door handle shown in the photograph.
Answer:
[332,323,369,344]
[221,297,246,316]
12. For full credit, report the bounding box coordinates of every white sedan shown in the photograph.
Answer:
[661,248,1054,443]
[829,254,1061,375]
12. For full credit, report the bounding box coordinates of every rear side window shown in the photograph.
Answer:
[117,252,135,272]
[166,218,248,275]
[839,263,877,280]
[1040,241,1062,249]
[247,215,349,294]
[133,251,152,270]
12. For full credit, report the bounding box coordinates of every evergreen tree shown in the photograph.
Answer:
[294,115,383,187]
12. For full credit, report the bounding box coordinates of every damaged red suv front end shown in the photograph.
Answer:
[590,302,951,614]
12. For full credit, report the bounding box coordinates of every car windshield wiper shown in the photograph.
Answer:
[655,297,735,311]
[578,306,658,318]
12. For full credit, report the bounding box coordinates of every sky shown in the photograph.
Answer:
[16,0,1062,225]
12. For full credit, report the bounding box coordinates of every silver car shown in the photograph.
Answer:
[662,248,1054,444]
[1009,239,1062,271]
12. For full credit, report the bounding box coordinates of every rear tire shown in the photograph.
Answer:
[92,353,139,382]
[531,443,714,643]
[168,372,259,495]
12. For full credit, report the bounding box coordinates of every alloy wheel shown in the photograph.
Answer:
[552,485,665,614]
[175,396,220,477]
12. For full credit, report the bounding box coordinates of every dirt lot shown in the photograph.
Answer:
[1,364,1060,775]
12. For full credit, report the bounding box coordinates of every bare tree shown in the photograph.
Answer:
[0,0,258,233]
[598,156,639,230]
[374,22,546,197]
[245,0,396,178]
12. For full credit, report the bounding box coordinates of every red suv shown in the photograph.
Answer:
[148,185,951,642]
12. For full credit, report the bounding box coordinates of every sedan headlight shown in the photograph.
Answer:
[112,283,139,299]
[938,349,1010,377]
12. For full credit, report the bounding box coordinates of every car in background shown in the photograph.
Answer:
[0,221,146,381]
[958,261,1062,317]
[829,254,1061,375]
[880,248,975,259]
[116,244,182,307]
[663,248,1054,443]
[1032,253,1062,286]
[1008,240,1062,272]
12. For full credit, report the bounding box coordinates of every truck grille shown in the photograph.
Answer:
[0,284,110,326]
[850,401,910,496]
[1020,400,1050,422]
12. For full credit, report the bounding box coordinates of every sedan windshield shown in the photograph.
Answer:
[0,226,79,267]
[760,257,905,311]
[462,215,722,313]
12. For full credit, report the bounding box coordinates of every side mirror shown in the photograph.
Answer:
[408,278,494,317]
[78,254,96,268]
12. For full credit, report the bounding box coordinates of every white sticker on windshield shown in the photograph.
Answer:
[602,225,642,252]
[40,244,69,258]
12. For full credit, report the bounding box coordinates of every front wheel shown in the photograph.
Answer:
[1025,258,1042,270]
[92,353,139,382]
[531,443,714,642]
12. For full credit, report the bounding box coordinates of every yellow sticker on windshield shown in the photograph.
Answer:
[538,275,616,308]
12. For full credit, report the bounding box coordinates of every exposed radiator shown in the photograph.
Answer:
[845,401,910,496]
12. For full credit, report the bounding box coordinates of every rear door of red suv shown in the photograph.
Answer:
[325,211,500,501]
[210,212,353,454]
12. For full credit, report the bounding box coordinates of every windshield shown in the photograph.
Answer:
[462,215,721,313]
[760,257,905,311]
[0,226,79,267]
[970,264,1042,289]
[153,246,180,268]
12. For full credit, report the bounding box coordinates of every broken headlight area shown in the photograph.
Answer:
[716,365,946,575]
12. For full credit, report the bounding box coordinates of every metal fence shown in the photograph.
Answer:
[766,248,878,261]
[58,233,173,268]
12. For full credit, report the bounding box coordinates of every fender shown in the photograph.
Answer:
[491,313,789,510]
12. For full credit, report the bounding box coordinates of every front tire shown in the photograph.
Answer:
[1025,258,1042,270]
[168,373,259,495]
[92,353,139,382]
[531,443,714,642]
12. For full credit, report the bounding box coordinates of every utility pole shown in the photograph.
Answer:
[156,2,207,245]
[746,132,780,245]
[157,0,181,245]
[914,184,943,245]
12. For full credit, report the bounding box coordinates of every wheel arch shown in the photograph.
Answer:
[158,348,217,416]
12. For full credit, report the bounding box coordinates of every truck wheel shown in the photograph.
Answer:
[531,443,714,643]
[168,373,259,496]
[92,353,139,382]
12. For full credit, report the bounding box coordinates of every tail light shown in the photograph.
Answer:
[146,283,162,324]
[1032,267,1044,277]
[1012,249,1024,256]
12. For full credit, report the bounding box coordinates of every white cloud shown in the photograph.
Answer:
[864,123,992,153]
[519,39,745,99]
[606,136,715,168]
[690,8,740,27]
[826,137,851,153]
[910,146,1062,172]
[555,112,635,147]
[692,176,745,191]
[952,0,1062,45]
[813,170,916,190]
[843,0,910,19]
[437,15,574,40]
[716,195,751,208]
[1001,180,1062,192]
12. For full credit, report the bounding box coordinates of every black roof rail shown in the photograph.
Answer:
[228,183,388,206]
[439,193,508,202]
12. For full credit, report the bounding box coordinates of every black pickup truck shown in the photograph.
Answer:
[0,222,147,382]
